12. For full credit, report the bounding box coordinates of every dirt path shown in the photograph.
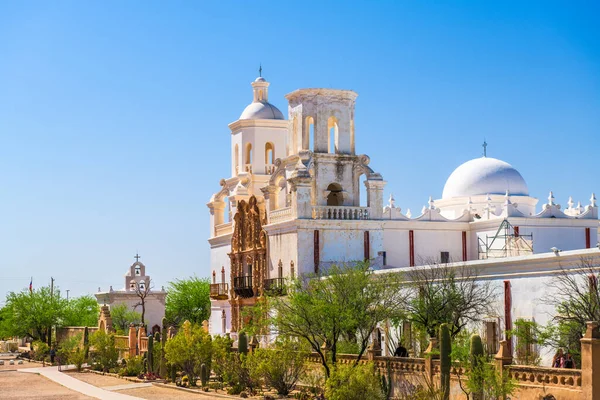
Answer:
[0,370,93,399]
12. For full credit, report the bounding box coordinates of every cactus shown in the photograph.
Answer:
[201,363,208,387]
[147,333,154,374]
[439,323,451,400]
[160,318,167,378]
[470,334,484,400]
[238,331,248,355]
[83,326,90,359]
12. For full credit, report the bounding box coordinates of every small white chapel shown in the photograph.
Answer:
[206,75,600,360]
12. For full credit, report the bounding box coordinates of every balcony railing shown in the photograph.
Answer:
[312,206,370,220]
[210,283,229,300]
[264,278,286,296]
[233,276,253,298]
[265,164,276,174]
[269,207,294,224]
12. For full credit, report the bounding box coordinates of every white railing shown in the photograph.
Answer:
[244,164,253,173]
[214,222,233,237]
[312,206,370,220]
[265,164,276,174]
[269,207,294,224]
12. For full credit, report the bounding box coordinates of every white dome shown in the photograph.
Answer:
[239,101,285,120]
[442,157,528,199]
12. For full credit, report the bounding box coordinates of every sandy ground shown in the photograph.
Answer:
[67,372,233,399]
[0,370,93,400]
[66,371,126,387]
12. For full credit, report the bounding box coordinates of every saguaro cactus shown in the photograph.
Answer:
[83,326,90,359]
[439,323,451,400]
[238,331,248,355]
[147,334,154,374]
[201,363,208,387]
[160,318,167,378]
[470,334,484,400]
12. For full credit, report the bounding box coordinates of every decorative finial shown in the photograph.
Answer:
[548,191,555,206]
[388,193,396,208]
[134,252,141,262]
[482,139,488,157]
[567,196,574,209]
[591,193,597,207]
[428,196,435,210]
[406,208,412,218]
[259,63,262,77]
[504,190,511,205]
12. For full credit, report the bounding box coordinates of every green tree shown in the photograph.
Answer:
[90,330,119,372]
[164,320,212,386]
[62,295,99,327]
[270,262,405,378]
[165,276,211,326]
[403,263,498,338]
[1,285,67,342]
[109,303,142,334]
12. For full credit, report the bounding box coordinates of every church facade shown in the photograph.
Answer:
[207,76,600,359]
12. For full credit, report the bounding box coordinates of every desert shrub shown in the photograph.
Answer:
[164,320,212,386]
[32,340,50,361]
[324,362,385,400]
[70,347,87,371]
[246,338,308,395]
[119,356,144,377]
[89,330,118,372]
[211,334,234,382]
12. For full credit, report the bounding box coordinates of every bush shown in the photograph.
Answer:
[89,331,119,372]
[32,341,50,361]
[119,356,144,377]
[246,338,308,395]
[164,320,212,387]
[70,347,87,372]
[324,363,385,400]
[211,334,234,382]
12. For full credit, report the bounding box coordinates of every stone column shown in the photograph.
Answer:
[494,339,513,399]
[581,321,600,400]
[364,177,386,219]
[128,324,137,358]
[424,337,439,382]
[137,325,146,355]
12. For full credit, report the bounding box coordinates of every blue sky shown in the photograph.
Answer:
[0,1,599,302]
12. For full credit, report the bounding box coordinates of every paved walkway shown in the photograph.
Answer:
[19,366,143,399]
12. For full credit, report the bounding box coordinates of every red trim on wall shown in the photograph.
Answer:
[364,231,370,261]
[586,227,591,249]
[504,280,513,356]
[409,230,415,267]
[314,230,320,274]
[462,231,467,262]
[513,226,519,237]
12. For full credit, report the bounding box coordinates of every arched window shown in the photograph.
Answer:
[328,116,338,154]
[139,280,146,291]
[265,142,274,165]
[303,116,314,150]
[326,183,344,206]
[129,280,137,290]
[234,144,239,174]
[258,89,263,101]
[135,266,141,276]
[245,143,253,165]
[212,271,216,284]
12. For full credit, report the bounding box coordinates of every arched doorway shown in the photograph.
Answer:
[326,183,344,206]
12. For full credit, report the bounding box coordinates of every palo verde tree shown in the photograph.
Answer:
[109,303,142,334]
[402,261,498,338]
[165,276,211,327]
[269,261,405,378]
[62,295,100,327]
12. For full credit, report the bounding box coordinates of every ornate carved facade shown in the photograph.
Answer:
[229,195,267,332]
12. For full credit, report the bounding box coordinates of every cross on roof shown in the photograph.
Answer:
[134,253,141,262]
[482,140,488,157]
[259,64,262,77]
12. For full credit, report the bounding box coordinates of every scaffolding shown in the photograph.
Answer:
[478,219,533,260]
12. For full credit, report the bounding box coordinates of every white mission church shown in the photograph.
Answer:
[206,75,600,358]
